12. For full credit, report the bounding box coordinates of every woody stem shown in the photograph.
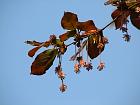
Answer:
[101,14,121,31]
[66,42,75,47]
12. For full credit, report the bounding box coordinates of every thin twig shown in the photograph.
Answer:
[101,14,121,31]
[66,42,75,47]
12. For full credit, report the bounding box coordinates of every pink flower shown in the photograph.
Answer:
[59,84,67,92]
[123,34,131,42]
[97,43,104,49]
[76,56,86,67]
[97,61,105,71]
[74,63,80,73]
[55,65,65,79]
[58,71,65,79]
[102,37,109,44]
[135,7,140,13]
[84,62,93,71]
[79,59,86,67]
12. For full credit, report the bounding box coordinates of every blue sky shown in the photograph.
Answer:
[0,0,140,105]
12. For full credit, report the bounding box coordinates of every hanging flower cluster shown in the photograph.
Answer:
[74,56,93,73]
[25,0,140,92]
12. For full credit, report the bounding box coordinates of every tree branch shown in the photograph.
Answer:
[101,14,121,31]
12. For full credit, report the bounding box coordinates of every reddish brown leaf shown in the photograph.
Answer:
[59,30,76,41]
[31,49,58,75]
[82,29,98,36]
[59,33,68,42]
[130,12,140,29]
[111,9,130,29]
[77,20,97,31]
[28,46,42,57]
[87,41,104,59]
[43,41,51,47]
[87,31,104,59]
[61,12,78,30]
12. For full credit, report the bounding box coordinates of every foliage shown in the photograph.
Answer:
[25,0,140,92]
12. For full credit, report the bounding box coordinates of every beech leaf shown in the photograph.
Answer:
[28,46,42,57]
[111,9,130,29]
[27,40,51,57]
[59,30,76,41]
[87,31,104,59]
[77,20,97,31]
[61,12,78,30]
[31,49,58,75]
[130,12,140,29]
